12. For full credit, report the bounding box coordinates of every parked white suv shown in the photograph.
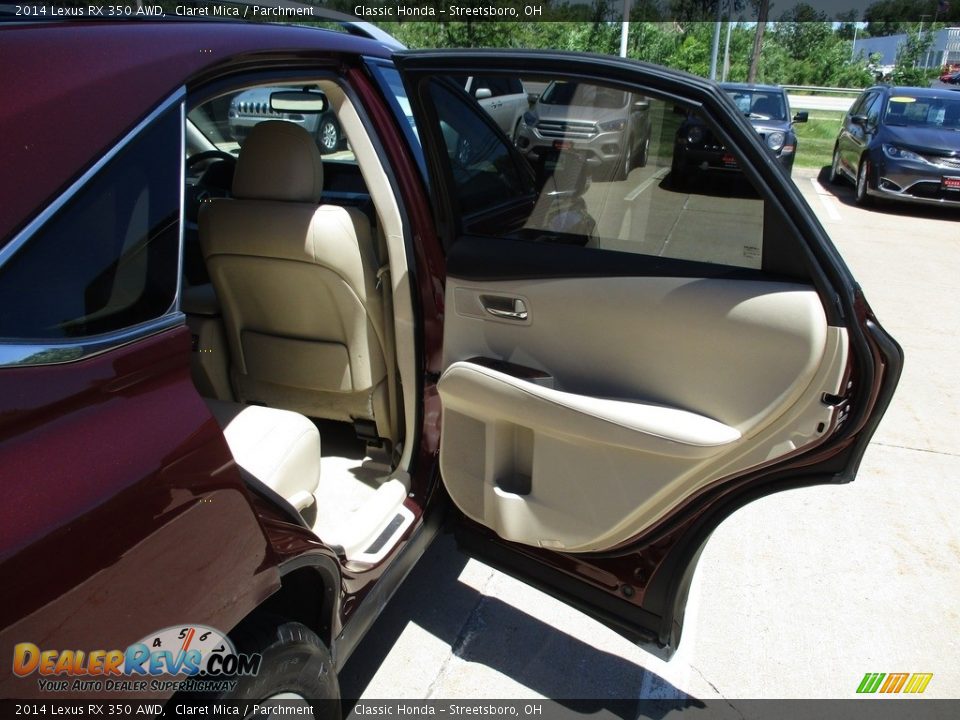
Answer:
[228,86,345,154]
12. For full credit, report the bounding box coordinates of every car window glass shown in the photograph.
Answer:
[424,73,769,271]
[866,94,884,128]
[471,77,494,97]
[541,82,629,109]
[0,105,181,339]
[724,90,787,121]
[850,91,874,118]
[885,95,960,128]
[187,82,356,164]
[427,78,535,217]
[367,62,426,182]
[486,77,516,98]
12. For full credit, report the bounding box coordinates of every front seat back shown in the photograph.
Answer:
[200,120,389,438]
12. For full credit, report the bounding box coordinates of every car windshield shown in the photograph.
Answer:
[884,95,960,130]
[540,82,628,109]
[723,90,787,121]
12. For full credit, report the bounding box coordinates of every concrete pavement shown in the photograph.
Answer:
[340,167,960,701]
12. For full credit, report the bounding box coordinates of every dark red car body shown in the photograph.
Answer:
[0,23,450,699]
[0,19,902,704]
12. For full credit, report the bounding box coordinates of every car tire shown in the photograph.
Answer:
[317,116,341,155]
[637,137,650,168]
[855,158,873,206]
[224,620,340,719]
[828,147,843,185]
[613,140,633,181]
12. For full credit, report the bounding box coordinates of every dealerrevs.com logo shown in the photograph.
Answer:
[12,625,261,693]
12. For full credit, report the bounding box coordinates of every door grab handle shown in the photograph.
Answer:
[480,296,528,321]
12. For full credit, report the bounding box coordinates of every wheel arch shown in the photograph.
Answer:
[228,554,342,654]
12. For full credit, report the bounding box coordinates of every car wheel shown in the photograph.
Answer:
[614,138,632,181]
[828,146,843,185]
[637,137,650,168]
[317,117,340,155]
[855,158,873,206]
[224,620,340,719]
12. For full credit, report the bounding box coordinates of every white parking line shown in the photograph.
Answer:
[625,167,670,202]
[808,177,842,222]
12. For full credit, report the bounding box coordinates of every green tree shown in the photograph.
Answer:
[746,0,769,83]
[836,10,860,41]
[892,31,937,85]
[626,22,682,66]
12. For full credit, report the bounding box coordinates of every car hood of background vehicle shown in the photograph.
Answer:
[749,118,791,135]
[881,125,960,155]
[233,88,276,106]
[536,103,627,126]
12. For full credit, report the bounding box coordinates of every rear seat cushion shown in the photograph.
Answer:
[205,399,320,511]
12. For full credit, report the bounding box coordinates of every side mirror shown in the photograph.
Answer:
[270,90,328,114]
[527,92,540,106]
[793,111,809,123]
[850,114,868,127]
[474,88,493,101]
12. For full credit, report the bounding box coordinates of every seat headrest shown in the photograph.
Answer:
[232,120,324,203]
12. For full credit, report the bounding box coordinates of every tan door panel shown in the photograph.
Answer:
[438,275,848,552]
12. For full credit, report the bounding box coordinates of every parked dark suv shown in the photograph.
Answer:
[0,18,901,715]
[672,83,807,187]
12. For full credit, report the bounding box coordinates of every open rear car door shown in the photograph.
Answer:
[394,51,902,652]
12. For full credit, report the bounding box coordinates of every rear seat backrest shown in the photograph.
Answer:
[199,120,390,438]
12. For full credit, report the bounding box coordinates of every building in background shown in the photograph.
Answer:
[853,27,960,73]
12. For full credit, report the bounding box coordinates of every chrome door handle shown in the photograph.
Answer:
[480,296,528,321]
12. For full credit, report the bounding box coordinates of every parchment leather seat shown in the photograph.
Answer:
[205,399,320,513]
[200,120,389,438]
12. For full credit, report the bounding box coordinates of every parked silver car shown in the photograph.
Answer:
[229,86,344,154]
[515,80,652,180]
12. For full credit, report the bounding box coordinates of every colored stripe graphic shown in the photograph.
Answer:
[903,673,934,694]
[880,673,909,693]
[857,673,885,693]
[857,672,933,694]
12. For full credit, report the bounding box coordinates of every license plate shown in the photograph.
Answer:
[553,140,572,151]
[722,153,738,167]
[943,176,960,191]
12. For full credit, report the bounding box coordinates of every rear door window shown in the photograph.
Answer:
[0,105,181,340]
[418,72,789,272]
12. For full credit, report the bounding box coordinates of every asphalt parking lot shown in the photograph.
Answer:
[340,165,960,701]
